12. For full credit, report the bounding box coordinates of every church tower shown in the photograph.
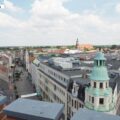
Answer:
[75,38,79,49]
[85,52,116,114]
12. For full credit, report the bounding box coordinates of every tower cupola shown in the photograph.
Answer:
[90,52,109,81]
[85,52,116,114]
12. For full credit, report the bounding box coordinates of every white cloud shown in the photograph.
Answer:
[4,0,23,12]
[31,0,69,15]
[0,12,22,28]
[115,3,120,13]
[0,0,120,46]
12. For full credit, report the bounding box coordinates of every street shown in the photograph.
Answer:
[13,65,38,99]
[0,62,38,103]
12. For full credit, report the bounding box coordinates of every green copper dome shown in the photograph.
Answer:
[94,52,106,60]
[90,67,109,81]
[90,52,109,81]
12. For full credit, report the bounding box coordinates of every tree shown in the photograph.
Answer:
[111,45,117,49]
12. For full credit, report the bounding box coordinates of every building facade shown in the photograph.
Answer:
[30,57,88,120]
[28,51,120,119]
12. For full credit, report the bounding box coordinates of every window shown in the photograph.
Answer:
[75,101,76,108]
[45,86,48,92]
[45,78,48,84]
[72,100,73,107]
[96,60,98,66]
[72,112,73,116]
[79,103,81,107]
[92,97,94,103]
[69,96,71,101]
[100,60,102,66]
[99,98,104,104]
[69,107,71,114]
[77,101,78,109]
[94,82,96,88]
[54,94,56,100]
[100,83,103,88]
[54,85,56,90]
[106,82,108,88]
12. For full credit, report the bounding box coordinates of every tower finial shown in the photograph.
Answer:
[76,38,79,49]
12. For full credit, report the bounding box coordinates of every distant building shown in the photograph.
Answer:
[48,48,66,54]
[75,39,93,51]
[64,49,82,54]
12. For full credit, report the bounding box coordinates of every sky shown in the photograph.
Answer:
[0,0,120,46]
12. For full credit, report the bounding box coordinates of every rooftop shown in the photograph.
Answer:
[90,67,109,81]
[71,109,120,120]
[3,98,64,120]
[94,52,106,60]
[0,95,7,105]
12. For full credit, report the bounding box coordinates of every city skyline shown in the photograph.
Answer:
[0,0,120,46]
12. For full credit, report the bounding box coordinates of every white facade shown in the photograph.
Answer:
[30,59,84,120]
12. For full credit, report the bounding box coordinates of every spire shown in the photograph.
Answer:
[76,38,79,49]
